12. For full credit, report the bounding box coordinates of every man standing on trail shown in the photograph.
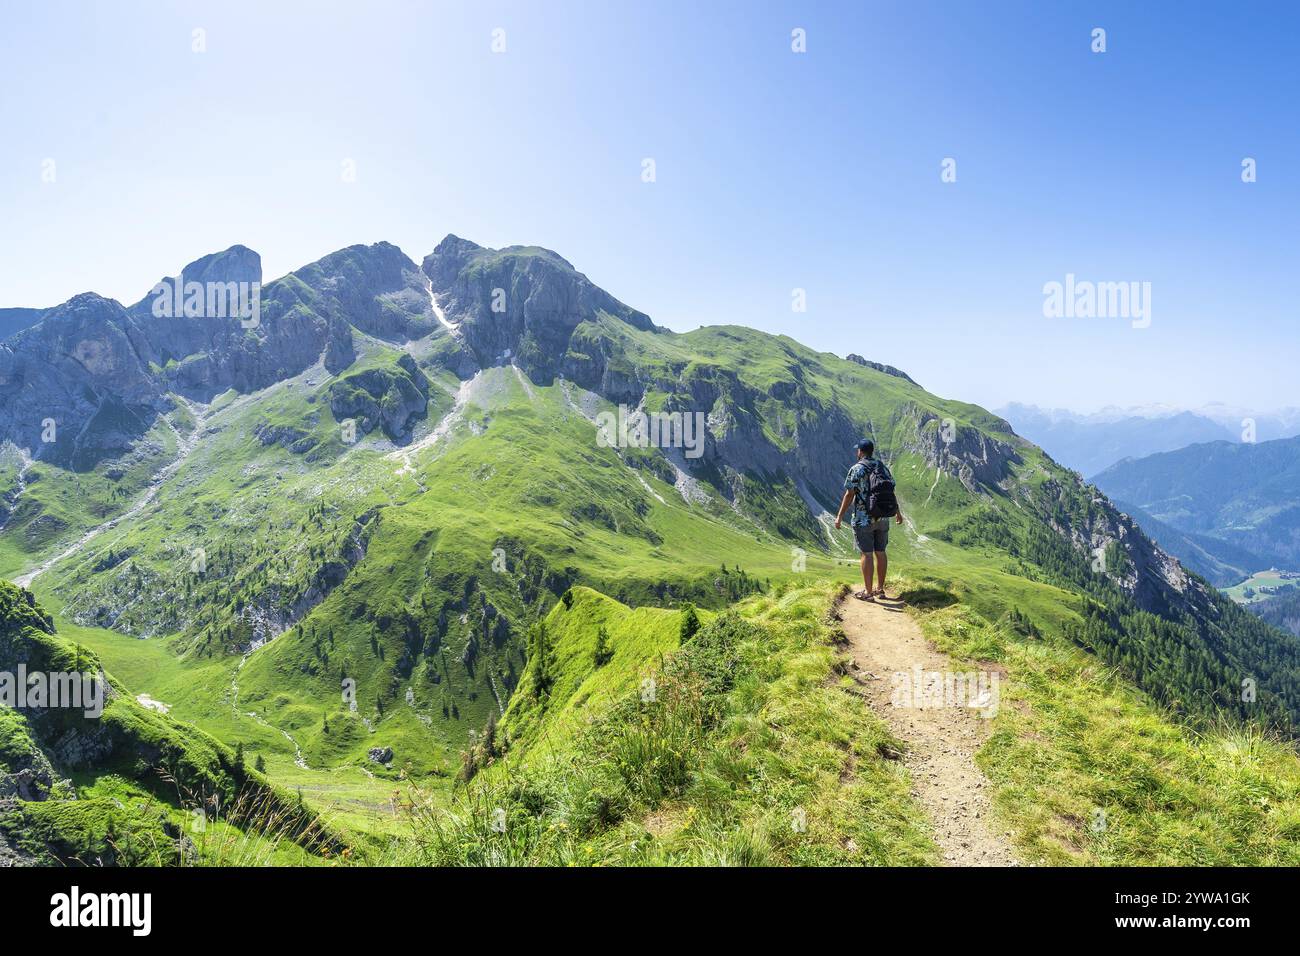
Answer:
[834,439,904,601]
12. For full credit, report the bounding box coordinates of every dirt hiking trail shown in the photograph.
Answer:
[839,594,1020,866]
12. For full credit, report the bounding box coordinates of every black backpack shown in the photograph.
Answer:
[858,460,898,519]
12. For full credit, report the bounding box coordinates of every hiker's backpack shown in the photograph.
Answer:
[859,460,898,519]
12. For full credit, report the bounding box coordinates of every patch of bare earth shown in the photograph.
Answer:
[837,595,1020,866]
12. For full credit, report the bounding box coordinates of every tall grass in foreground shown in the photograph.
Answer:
[389,617,744,865]
[159,773,340,866]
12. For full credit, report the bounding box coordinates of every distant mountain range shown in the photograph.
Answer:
[1093,435,1300,587]
[999,402,1300,479]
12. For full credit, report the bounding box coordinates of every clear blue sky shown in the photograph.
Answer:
[2,1,1296,413]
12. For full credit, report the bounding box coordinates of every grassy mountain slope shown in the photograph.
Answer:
[0,411,185,579]
[0,582,331,865]
[393,583,937,866]
[500,587,695,756]
[1108,498,1270,586]
[899,565,1300,865]
[398,573,1300,866]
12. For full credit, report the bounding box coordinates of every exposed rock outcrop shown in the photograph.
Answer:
[0,294,163,465]
[908,410,1023,495]
[0,243,436,467]
[845,353,919,387]
[424,235,656,384]
[1030,474,1208,617]
[327,353,429,441]
[0,716,68,801]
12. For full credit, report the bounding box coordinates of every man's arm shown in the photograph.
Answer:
[834,489,855,529]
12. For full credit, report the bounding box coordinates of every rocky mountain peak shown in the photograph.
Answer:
[420,234,656,383]
[427,233,484,265]
[180,244,262,287]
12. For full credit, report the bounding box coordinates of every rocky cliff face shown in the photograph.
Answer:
[0,243,431,466]
[0,295,164,465]
[328,353,430,441]
[128,244,286,397]
[1028,472,1208,617]
[907,410,1023,495]
[288,242,435,343]
[127,244,391,401]
[896,401,1207,621]
[649,360,860,512]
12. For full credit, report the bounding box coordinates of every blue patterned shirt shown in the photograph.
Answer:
[843,457,893,528]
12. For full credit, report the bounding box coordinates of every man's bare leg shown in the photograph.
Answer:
[857,550,875,599]
[874,551,888,597]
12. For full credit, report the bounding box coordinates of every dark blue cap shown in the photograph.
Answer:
[854,438,874,454]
